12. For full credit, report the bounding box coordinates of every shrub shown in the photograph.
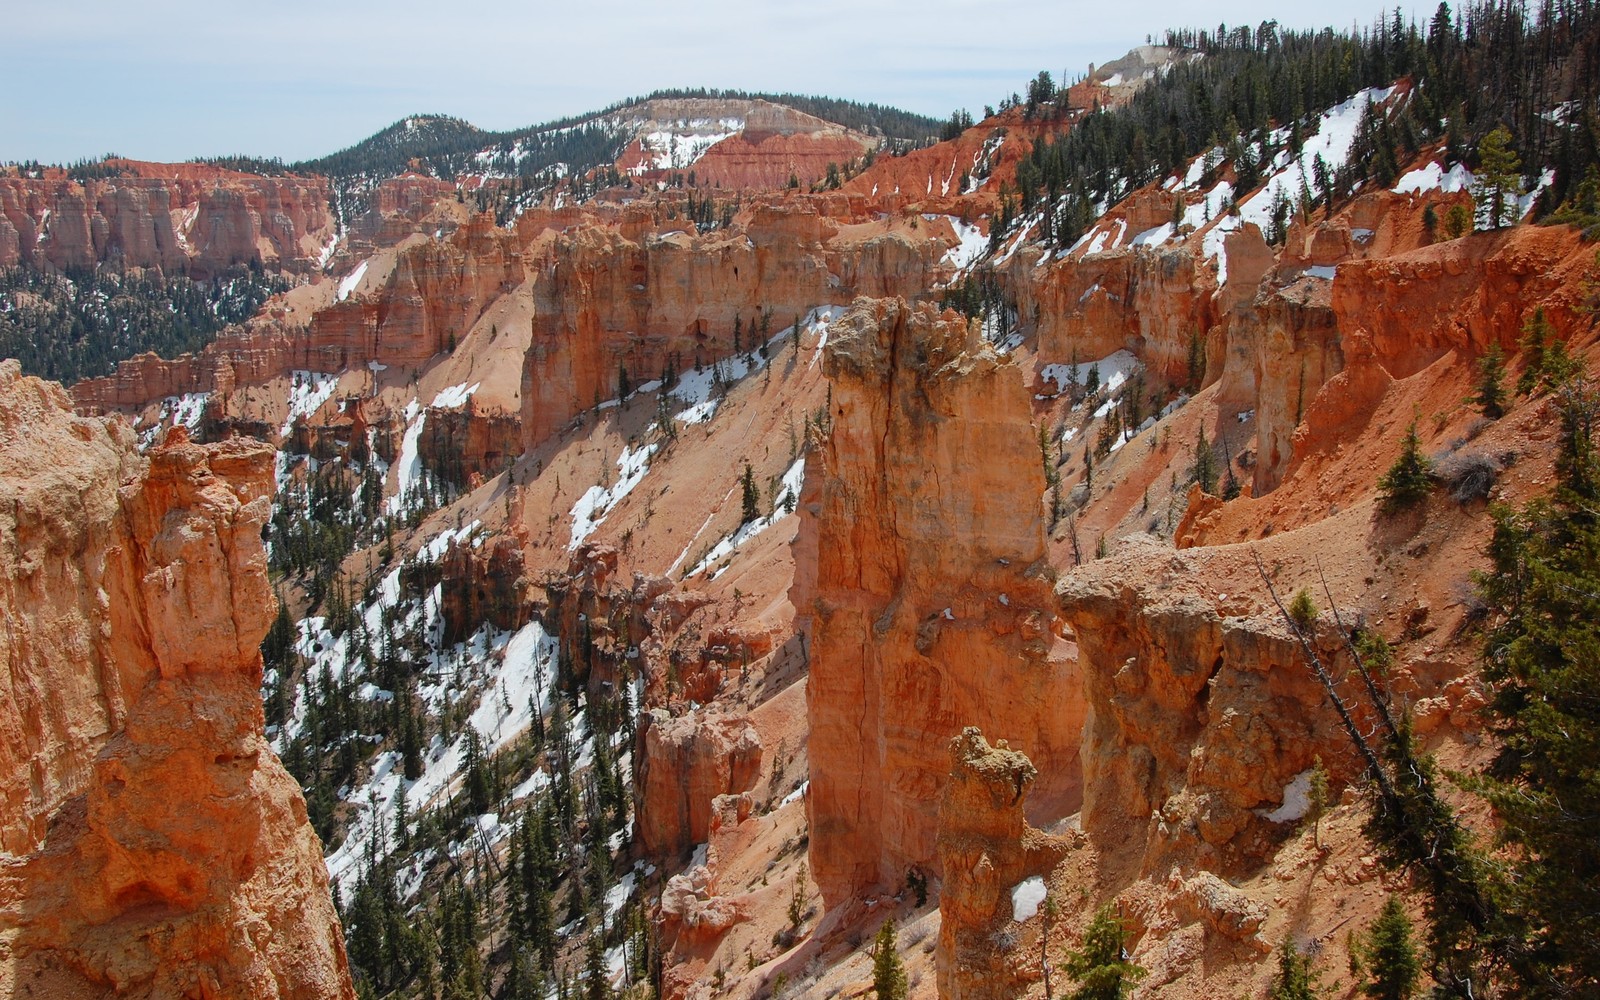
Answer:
[1434,448,1509,504]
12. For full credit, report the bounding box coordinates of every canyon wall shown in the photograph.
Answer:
[0,360,353,999]
[1055,536,1348,878]
[793,297,1081,908]
[517,208,947,449]
[0,165,336,276]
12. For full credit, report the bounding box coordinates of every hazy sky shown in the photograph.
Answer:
[4,0,1432,166]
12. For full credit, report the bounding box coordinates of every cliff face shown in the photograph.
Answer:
[518,209,945,450]
[634,709,762,860]
[1055,537,1349,878]
[936,728,1066,1000]
[72,214,524,416]
[0,360,353,1000]
[0,165,336,276]
[794,297,1081,908]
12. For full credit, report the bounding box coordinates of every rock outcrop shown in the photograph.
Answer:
[0,163,335,276]
[794,297,1081,908]
[1055,536,1349,877]
[518,210,945,451]
[936,728,1066,1000]
[0,360,354,1000]
[634,709,763,859]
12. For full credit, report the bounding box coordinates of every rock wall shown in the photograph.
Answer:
[634,709,762,860]
[72,214,524,415]
[936,728,1066,1000]
[1055,536,1348,878]
[518,209,946,450]
[0,165,335,276]
[793,297,1081,908]
[0,359,354,1000]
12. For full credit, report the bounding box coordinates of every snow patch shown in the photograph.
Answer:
[685,457,804,577]
[431,381,480,409]
[1260,769,1315,823]
[569,442,660,550]
[336,259,370,301]
[280,372,340,437]
[1011,876,1048,921]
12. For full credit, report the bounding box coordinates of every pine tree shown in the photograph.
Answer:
[1271,939,1326,999]
[1475,342,1507,417]
[463,729,491,816]
[1516,307,1553,396]
[1186,330,1206,391]
[1476,378,1600,990]
[1377,420,1433,511]
[1474,126,1523,230]
[1189,428,1219,495]
[1351,898,1421,1000]
[584,932,611,1000]
[1306,757,1330,851]
[1063,904,1145,1000]
[740,462,760,525]
[870,918,908,1000]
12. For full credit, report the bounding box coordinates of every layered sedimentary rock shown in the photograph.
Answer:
[418,398,522,487]
[518,208,945,450]
[936,728,1066,1000]
[1011,242,1219,388]
[794,297,1081,907]
[609,98,877,190]
[1055,536,1348,876]
[634,709,762,859]
[0,164,335,275]
[439,531,531,644]
[73,215,523,415]
[0,360,354,1000]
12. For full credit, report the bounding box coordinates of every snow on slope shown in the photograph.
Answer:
[684,457,806,580]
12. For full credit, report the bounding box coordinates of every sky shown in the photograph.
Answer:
[3,0,1434,166]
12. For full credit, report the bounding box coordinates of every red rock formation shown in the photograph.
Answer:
[0,165,335,275]
[634,709,762,859]
[608,98,876,190]
[439,531,531,644]
[542,544,639,698]
[73,215,524,415]
[418,397,523,486]
[936,728,1067,1000]
[1011,242,1219,388]
[518,208,948,451]
[0,360,353,999]
[793,297,1081,908]
[1055,536,1352,877]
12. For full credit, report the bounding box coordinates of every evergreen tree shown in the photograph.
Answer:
[740,462,761,525]
[1377,420,1433,511]
[1474,126,1523,230]
[1351,898,1422,1000]
[1306,757,1330,851]
[1475,342,1507,418]
[1476,378,1600,990]
[584,933,611,1000]
[463,729,492,816]
[1271,939,1326,1000]
[1516,307,1553,396]
[1186,330,1206,391]
[1062,904,1145,1000]
[870,918,908,1000]
[1189,428,1219,495]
